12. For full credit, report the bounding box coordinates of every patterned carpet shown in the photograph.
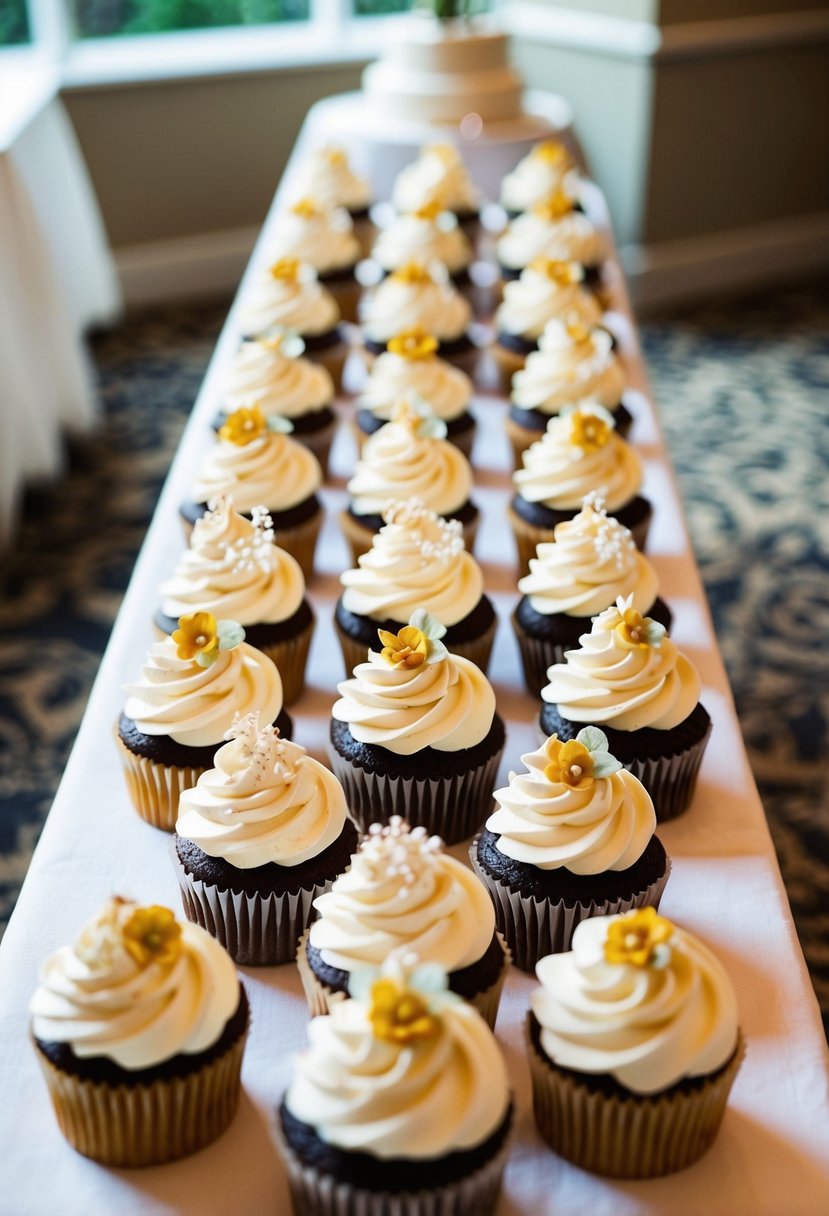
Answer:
[1,286,827,1034]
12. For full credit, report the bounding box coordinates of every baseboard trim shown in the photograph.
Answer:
[114,225,259,308]
[621,211,829,312]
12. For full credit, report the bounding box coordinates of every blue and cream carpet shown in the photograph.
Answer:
[1,285,827,1032]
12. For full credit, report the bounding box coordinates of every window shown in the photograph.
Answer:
[69,0,310,39]
[0,0,30,45]
[354,0,408,14]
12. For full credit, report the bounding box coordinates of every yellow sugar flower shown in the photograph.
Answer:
[604,908,674,968]
[412,199,444,222]
[529,258,580,286]
[615,606,649,649]
[323,147,346,167]
[290,197,320,219]
[569,411,611,453]
[122,905,182,969]
[565,317,592,346]
[534,139,572,167]
[172,611,220,663]
[544,738,595,788]
[378,624,430,670]
[220,405,267,447]
[369,978,439,1045]
[391,261,433,286]
[533,190,575,222]
[270,256,301,282]
[387,329,439,360]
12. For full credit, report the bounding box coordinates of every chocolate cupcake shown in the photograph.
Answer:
[330,611,505,845]
[509,404,651,570]
[277,960,512,1216]
[497,190,607,288]
[213,332,337,474]
[354,329,475,458]
[499,139,579,217]
[513,496,671,694]
[174,713,357,966]
[341,398,480,563]
[336,499,496,676]
[540,595,711,820]
[371,202,474,295]
[180,405,323,579]
[264,197,362,323]
[116,613,291,831]
[298,817,509,1027]
[285,145,374,255]
[392,143,482,235]
[156,498,314,705]
[471,727,670,971]
[30,897,247,1167]
[528,911,744,1177]
[506,317,630,467]
[360,261,476,375]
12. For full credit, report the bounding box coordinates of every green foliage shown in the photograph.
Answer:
[71,0,310,37]
[0,0,30,46]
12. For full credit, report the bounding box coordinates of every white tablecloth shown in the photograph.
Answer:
[0,61,121,543]
[0,120,828,1216]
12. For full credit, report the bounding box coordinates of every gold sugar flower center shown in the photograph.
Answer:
[569,411,611,453]
[122,905,182,969]
[378,624,430,669]
[391,261,432,286]
[270,256,301,282]
[172,611,220,662]
[387,329,438,361]
[368,978,439,1045]
[544,738,595,788]
[290,197,319,219]
[412,199,444,221]
[220,405,267,447]
[604,908,674,968]
[616,607,649,648]
[529,258,579,286]
[533,190,575,222]
[534,139,571,166]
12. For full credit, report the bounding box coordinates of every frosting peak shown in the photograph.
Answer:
[495,260,602,341]
[238,259,340,338]
[285,145,372,213]
[190,424,322,515]
[223,336,333,420]
[500,142,579,213]
[511,319,626,416]
[362,260,471,346]
[372,208,472,276]
[267,199,360,275]
[359,341,472,424]
[497,205,606,272]
[392,144,481,216]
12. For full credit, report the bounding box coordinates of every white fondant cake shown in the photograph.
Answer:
[362,16,524,125]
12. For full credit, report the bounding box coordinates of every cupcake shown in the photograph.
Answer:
[392,143,482,233]
[360,261,476,374]
[527,910,744,1177]
[497,191,607,287]
[180,406,323,579]
[298,817,509,1027]
[506,317,630,466]
[371,202,473,291]
[509,404,651,570]
[341,398,480,562]
[540,595,712,820]
[156,498,314,705]
[330,611,506,844]
[174,713,358,966]
[265,198,362,322]
[500,139,578,217]
[354,328,475,458]
[336,499,496,676]
[238,257,349,388]
[285,144,374,254]
[116,613,290,831]
[491,260,603,387]
[30,896,248,1166]
[277,960,512,1216]
[471,727,671,971]
[513,496,671,694]
[215,332,336,475]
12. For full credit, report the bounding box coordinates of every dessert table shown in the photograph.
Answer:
[1,120,828,1216]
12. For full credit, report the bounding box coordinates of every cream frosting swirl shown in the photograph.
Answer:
[30,897,239,1070]
[514,406,642,513]
[239,260,340,337]
[224,338,333,419]
[487,734,655,873]
[124,637,283,747]
[495,262,602,340]
[310,818,494,971]
[372,210,472,276]
[177,714,347,868]
[341,500,482,625]
[541,596,701,730]
[498,208,606,271]
[284,963,509,1158]
[531,913,739,1094]
[500,143,579,212]
[160,500,305,626]
[191,429,321,514]
[286,146,372,213]
[348,413,473,517]
[392,144,481,216]
[359,348,472,422]
[333,648,496,755]
[362,263,471,345]
[512,320,626,414]
[266,200,361,275]
[519,499,658,617]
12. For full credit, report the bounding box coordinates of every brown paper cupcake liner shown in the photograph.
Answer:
[275,1110,510,1216]
[340,509,479,566]
[308,344,349,395]
[335,615,497,680]
[115,727,205,833]
[298,419,338,479]
[295,929,511,1030]
[490,342,528,396]
[331,748,502,846]
[33,1027,246,1167]
[527,1019,745,1178]
[173,850,336,966]
[352,217,377,261]
[257,613,315,707]
[275,510,323,583]
[470,837,672,972]
[512,611,567,696]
